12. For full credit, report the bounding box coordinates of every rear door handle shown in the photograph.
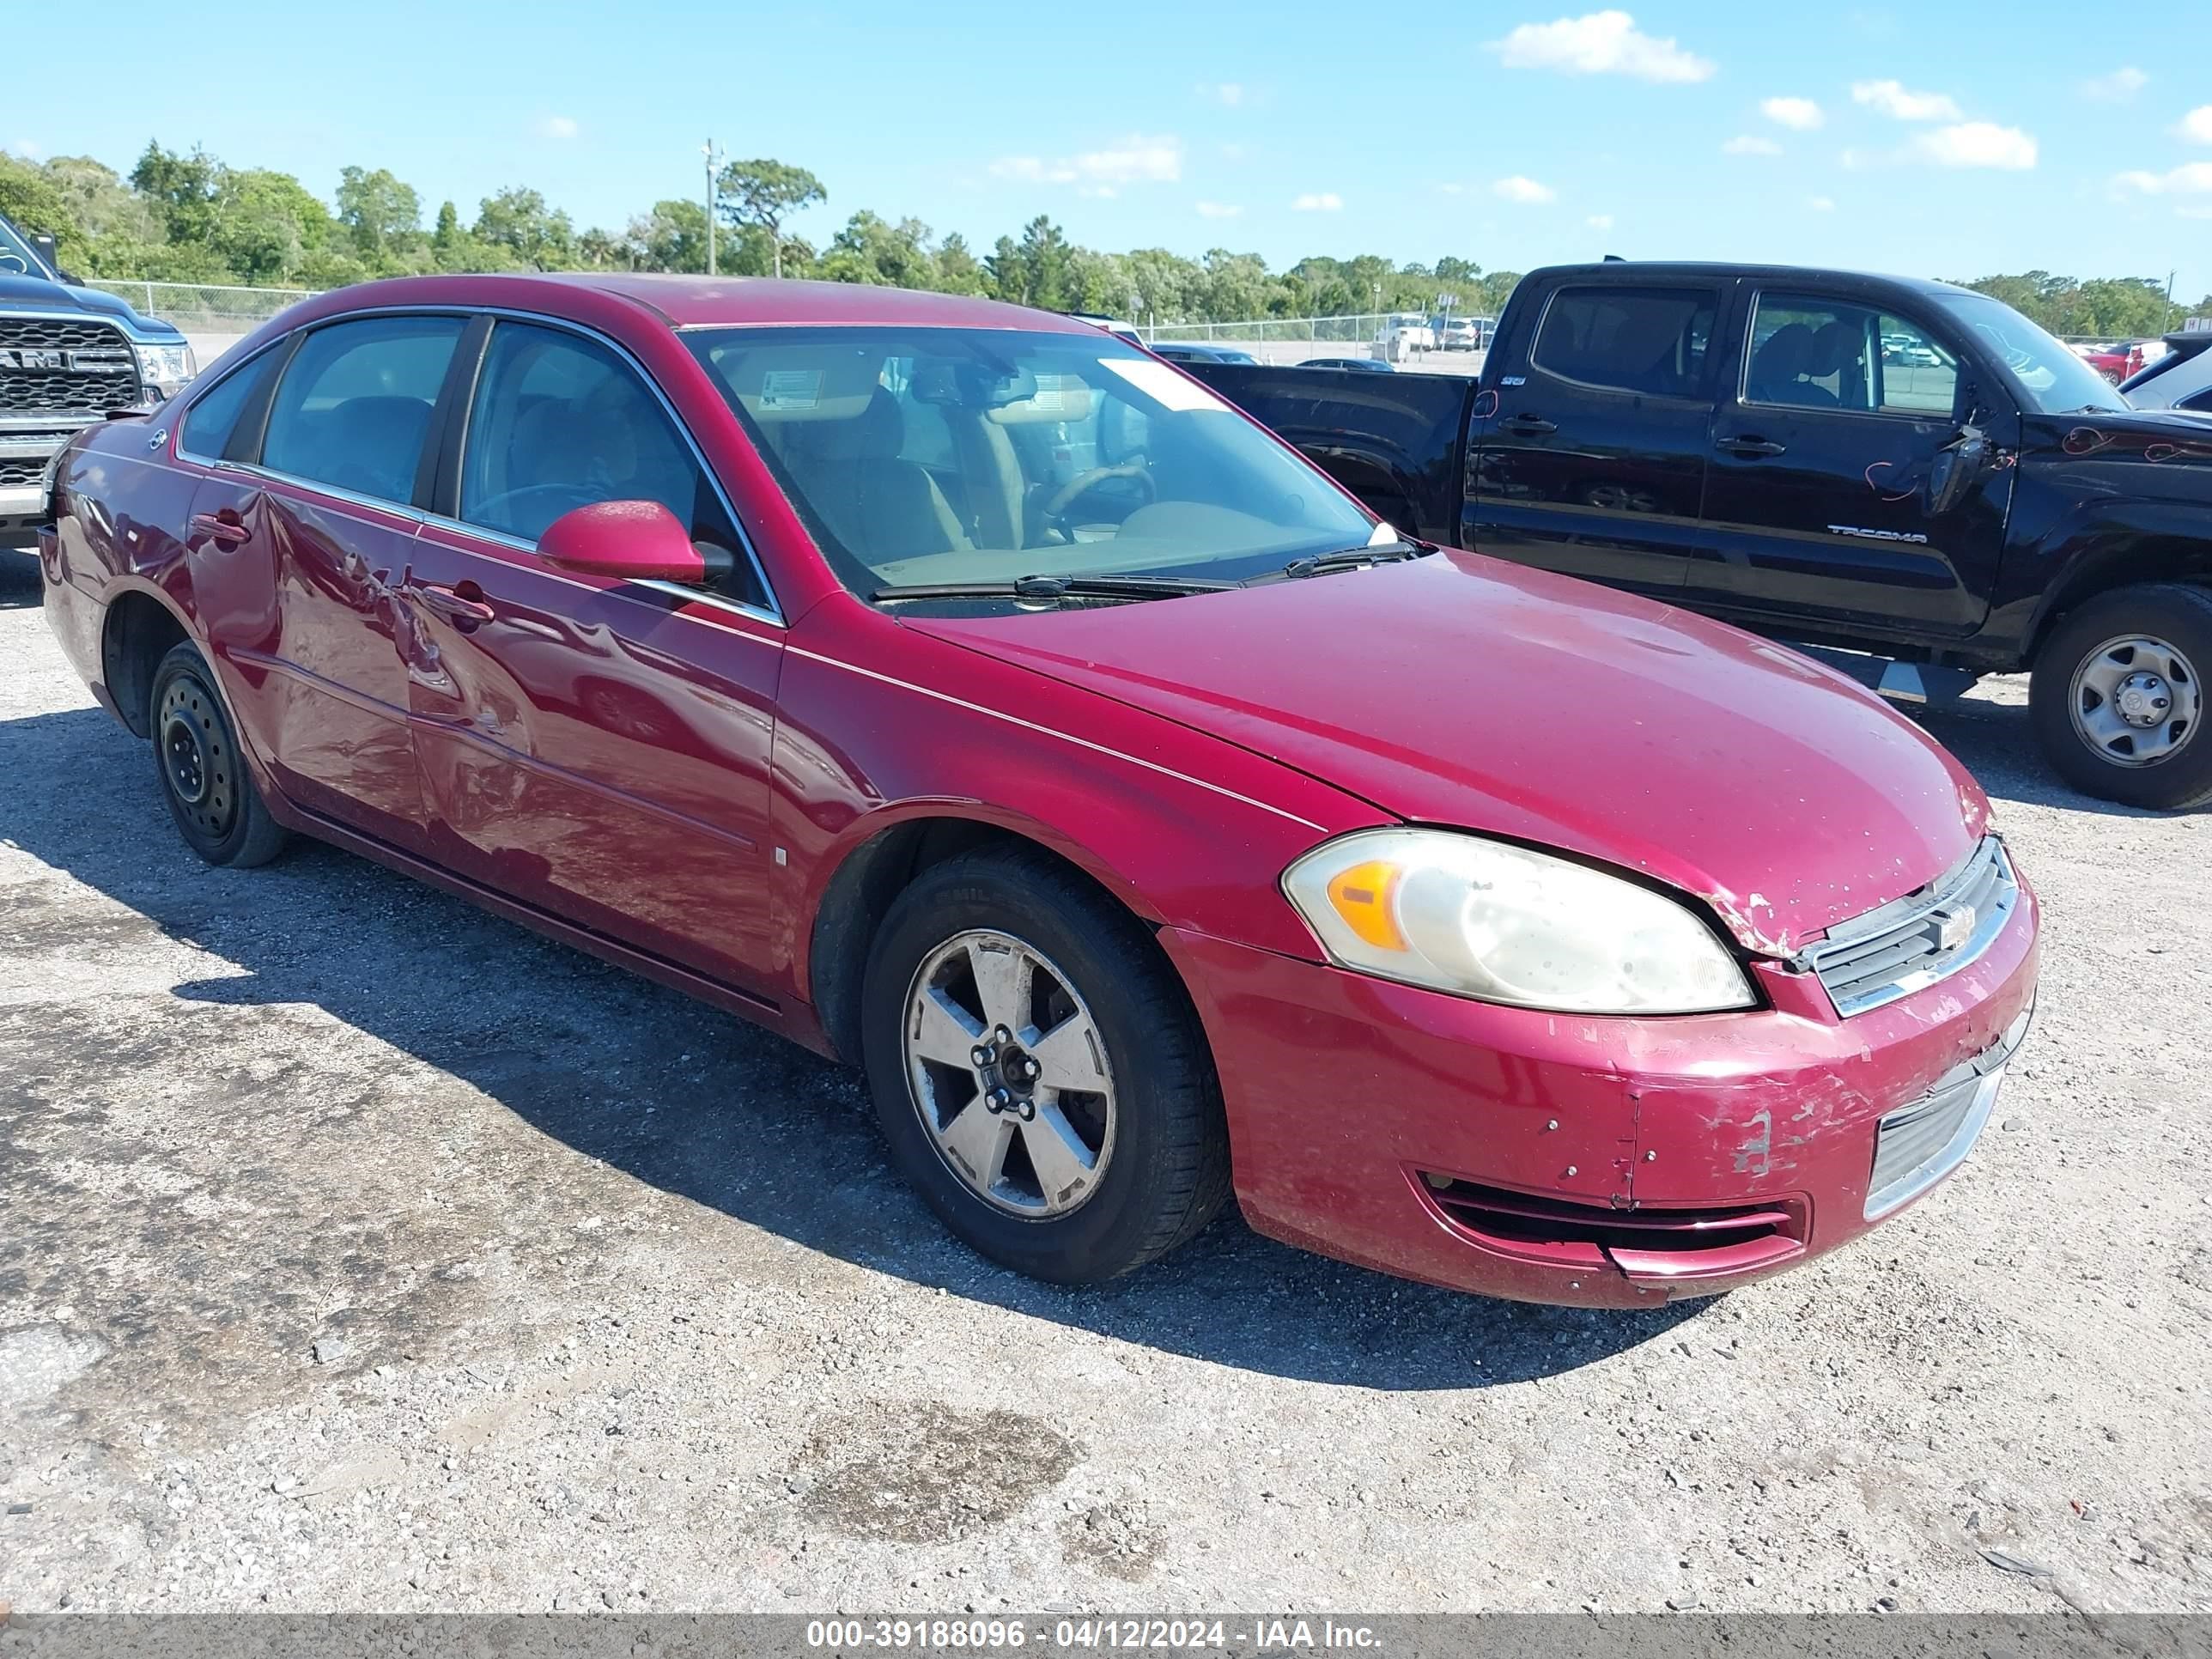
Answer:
[409,580,495,624]
[1499,415,1558,436]
[190,512,247,546]
[1717,435,1788,458]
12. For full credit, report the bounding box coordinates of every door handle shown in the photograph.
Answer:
[190,512,247,546]
[410,580,495,625]
[1499,415,1558,436]
[1717,435,1788,458]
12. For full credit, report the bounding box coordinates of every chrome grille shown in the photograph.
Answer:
[1,313,143,417]
[1863,1001,2028,1219]
[1808,836,2017,1017]
[0,456,43,488]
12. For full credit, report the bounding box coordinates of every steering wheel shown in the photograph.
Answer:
[1040,464,1155,536]
[470,483,611,538]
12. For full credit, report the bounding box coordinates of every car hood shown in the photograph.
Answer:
[0,273,181,337]
[904,552,1988,957]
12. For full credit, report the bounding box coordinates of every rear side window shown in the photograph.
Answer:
[1532,286,1717,398]
[261,315,465,505]
[176,349,281,463]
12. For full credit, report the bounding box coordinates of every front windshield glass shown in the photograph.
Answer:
[1936,292,2128,416]
[0,215,53,278]
[686,326,1376,596]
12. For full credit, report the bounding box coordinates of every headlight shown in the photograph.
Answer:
[131,341,198,402]
[1282,828,1755,1015]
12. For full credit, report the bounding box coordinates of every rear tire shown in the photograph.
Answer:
[2030,583,2212,811]
[149,641,289,867]
[860,846,1231,1284]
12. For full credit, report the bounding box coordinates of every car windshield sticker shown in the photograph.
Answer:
[758,369,823,411]
[1098,356,1231,414]
[1027,372,1091,418]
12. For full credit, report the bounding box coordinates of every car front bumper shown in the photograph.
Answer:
[1,481,46,545]
[1161,873,2039,1306]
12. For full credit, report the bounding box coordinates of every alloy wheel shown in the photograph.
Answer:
[902,928,1117,1219]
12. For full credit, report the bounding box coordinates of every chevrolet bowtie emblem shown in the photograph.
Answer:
[1931,904,1976,952]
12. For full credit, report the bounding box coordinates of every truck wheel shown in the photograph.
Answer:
[860,846,1231,1284]
[149,642,290,866]
[2031,584,2212,810]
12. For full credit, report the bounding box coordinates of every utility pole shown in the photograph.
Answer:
[702,140,722,276]
[2166,269,2179,333]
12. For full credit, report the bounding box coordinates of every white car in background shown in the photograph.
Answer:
[1377,313,1436,362]
[1433,315,1480,350]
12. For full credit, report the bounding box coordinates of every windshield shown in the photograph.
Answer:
[0,214,55,279]
[1936,292,2128,416]
[685,325,1375,598]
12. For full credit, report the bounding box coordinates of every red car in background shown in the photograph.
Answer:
[35,275,2038,1304]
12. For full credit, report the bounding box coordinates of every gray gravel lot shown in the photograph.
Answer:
[1,547,2208,1615]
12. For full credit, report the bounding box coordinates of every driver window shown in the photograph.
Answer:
[1875,313,1960,416]
[460,322,746,577]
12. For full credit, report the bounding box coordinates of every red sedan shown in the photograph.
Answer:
[35,275,2039,1304]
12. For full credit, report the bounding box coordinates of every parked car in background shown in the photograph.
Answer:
[2071,341,2143,386]
[36,272,2037,1304]
[1184,261,2212,809]
[1066,312,1146,350]
[1149,342,1257,365]
[1299,356,1394,373]
[1432,316,1481,350]
[1376,312,1436,362]
[2,207,198,551]
[2118,324,2212,414]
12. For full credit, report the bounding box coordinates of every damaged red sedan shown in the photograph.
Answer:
[36,275,2039,1304]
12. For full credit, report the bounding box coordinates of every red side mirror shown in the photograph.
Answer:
[537,500,708,585]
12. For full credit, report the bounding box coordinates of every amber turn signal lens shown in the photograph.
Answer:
[1325,859,1407,951]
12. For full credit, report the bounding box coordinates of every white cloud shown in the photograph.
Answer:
[2179,205,2212,220]
[7,138,40,159]
[1586,213,1614,229]
[1808,195,1836,211]
[2114,161,2212,196]
[1911,122,2036,169]
[1291,191,1343,211]
[1194,200,1243,219]
[1488,10,1713,83]
[2081,66,2148,102]
[537,115,580,140]
[1492,175,1558,204]
[991,135,1182,188]
[1195,82,1246,107]
[1851,79,1963,121]
[1723,135,1783,156]
[2178,106,2212,144]
[1760,96,1824,130]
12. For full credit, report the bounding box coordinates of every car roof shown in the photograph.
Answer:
[1528,261,1980,299]
[278,271,1093,335]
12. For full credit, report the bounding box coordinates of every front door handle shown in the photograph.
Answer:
[1717,435,1788,458]
[409,580,495,625]
[1499,415,1558,436]
[190,511,247,546]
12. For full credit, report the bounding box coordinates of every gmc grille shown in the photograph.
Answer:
[1,313,143,418]
[1807,836,2018,1018]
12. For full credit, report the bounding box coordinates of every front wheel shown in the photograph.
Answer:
[860,847,1231,1284]
[2030,583,2212,810]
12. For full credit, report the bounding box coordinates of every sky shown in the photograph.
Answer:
[9,1,2209,303]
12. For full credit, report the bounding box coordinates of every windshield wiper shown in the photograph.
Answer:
[871,573,1241,605]
[1262,541,1427,582]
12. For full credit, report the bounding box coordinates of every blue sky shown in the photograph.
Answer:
[11,2,2210,300]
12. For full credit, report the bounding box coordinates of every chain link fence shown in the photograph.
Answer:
[1135,313,1396,344]
[83,279,318,333]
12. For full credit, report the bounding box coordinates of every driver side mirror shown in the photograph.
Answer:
[1927,425,1990,517]
[538,500,716,585]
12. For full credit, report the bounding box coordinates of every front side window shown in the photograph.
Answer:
[261,315,464,504]
[1531,286,1717,398]
[1935,291,2129,416]
[685,325,1375,599]
[1744,292,1960,417]
[458,321,741,561]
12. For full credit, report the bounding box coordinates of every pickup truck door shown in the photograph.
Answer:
[1466,279,1728,595]
[1686,285,2013,640]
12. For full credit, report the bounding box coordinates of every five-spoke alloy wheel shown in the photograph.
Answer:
[861,846,1231,1284]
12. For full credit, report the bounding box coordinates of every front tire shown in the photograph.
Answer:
[2030,584,2212,810]
[149,641,289,866]
[860,847,1231,1284]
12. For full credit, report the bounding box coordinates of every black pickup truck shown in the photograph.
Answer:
[1187,262,2212,810]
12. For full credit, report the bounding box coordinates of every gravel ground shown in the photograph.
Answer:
[2,547,2208,1615]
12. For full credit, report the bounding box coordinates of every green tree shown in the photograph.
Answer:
[714,159,823,280]
[933,231,987,297]
[819,211,938,288]
[623,198,709,272]
[473,186,574,270]
[129,143,224,248]
[0,154,83,266]
[335,166,422,259]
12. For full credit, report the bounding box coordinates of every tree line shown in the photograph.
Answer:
[1,142,2203,337]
